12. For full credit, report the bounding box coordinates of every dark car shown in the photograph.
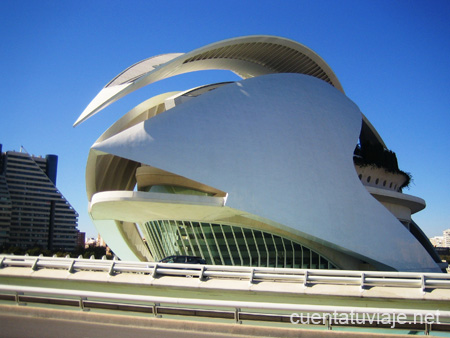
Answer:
[159,255,206,264]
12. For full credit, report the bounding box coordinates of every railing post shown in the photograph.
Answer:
[15,292,24,305]
[31,257,39,271]
[425,321,430,335]
[421,274,426,293]
[360,272,365,292]
[153,303,160,318]
[199,265,205,281]
[303,270,308,287]
[108,262,115,276]
[68,259,76,273]
[0,256,4,268]
[325,313,332,330]
[152,264,158,278]
[249,268,255,285]
[79,297,88,311]
[235,307,241,324]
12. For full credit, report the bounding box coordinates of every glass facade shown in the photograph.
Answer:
[143,220,337,269]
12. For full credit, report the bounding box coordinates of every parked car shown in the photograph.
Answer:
[159,255,206,264]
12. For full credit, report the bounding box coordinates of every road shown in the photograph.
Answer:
[0,313,249,338]
[0,306,421,338]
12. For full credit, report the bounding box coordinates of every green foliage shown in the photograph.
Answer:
[354,142,412,189]
[354,142,400,172]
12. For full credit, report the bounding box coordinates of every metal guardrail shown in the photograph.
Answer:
[1,255,450,333]
[1,254,450,291]
[0,284,449,333]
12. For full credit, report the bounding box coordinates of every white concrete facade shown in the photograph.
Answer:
[430,236,444,247]
[75,36,443,272]
[444,229,450,248]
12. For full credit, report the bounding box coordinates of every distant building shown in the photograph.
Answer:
[0,144,78,251]
[84,235,110,256]
[444,229,450,247]
[430,236,444,247]
[429,229,450,248]
[85,237,96,248]
[97,234,106,247]
[77,231,86,248]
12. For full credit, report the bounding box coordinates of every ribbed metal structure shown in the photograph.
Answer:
[143,220,337,269]
[182,42,333,86]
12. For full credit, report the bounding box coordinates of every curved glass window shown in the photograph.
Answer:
[142,220,338,269]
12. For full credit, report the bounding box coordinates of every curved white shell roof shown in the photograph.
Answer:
[74,35,343,126]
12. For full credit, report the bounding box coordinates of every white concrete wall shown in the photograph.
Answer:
[92,73,440,272]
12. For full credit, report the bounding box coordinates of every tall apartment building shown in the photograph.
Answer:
[0,144,78,251]
[444,229,450,248]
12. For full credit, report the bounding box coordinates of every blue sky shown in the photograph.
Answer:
[1,0,449,238]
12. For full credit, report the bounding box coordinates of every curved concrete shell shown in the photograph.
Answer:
[74,36,343,126]
[75,36,443,272]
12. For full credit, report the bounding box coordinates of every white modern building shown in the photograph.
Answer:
[444,229,450,248]
[74,36,445,272]
[430,236,445,247]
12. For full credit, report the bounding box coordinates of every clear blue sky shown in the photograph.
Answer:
[1,0,449,238]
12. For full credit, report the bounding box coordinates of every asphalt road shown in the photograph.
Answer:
[0,314,245,338]
[0,306,417,338]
